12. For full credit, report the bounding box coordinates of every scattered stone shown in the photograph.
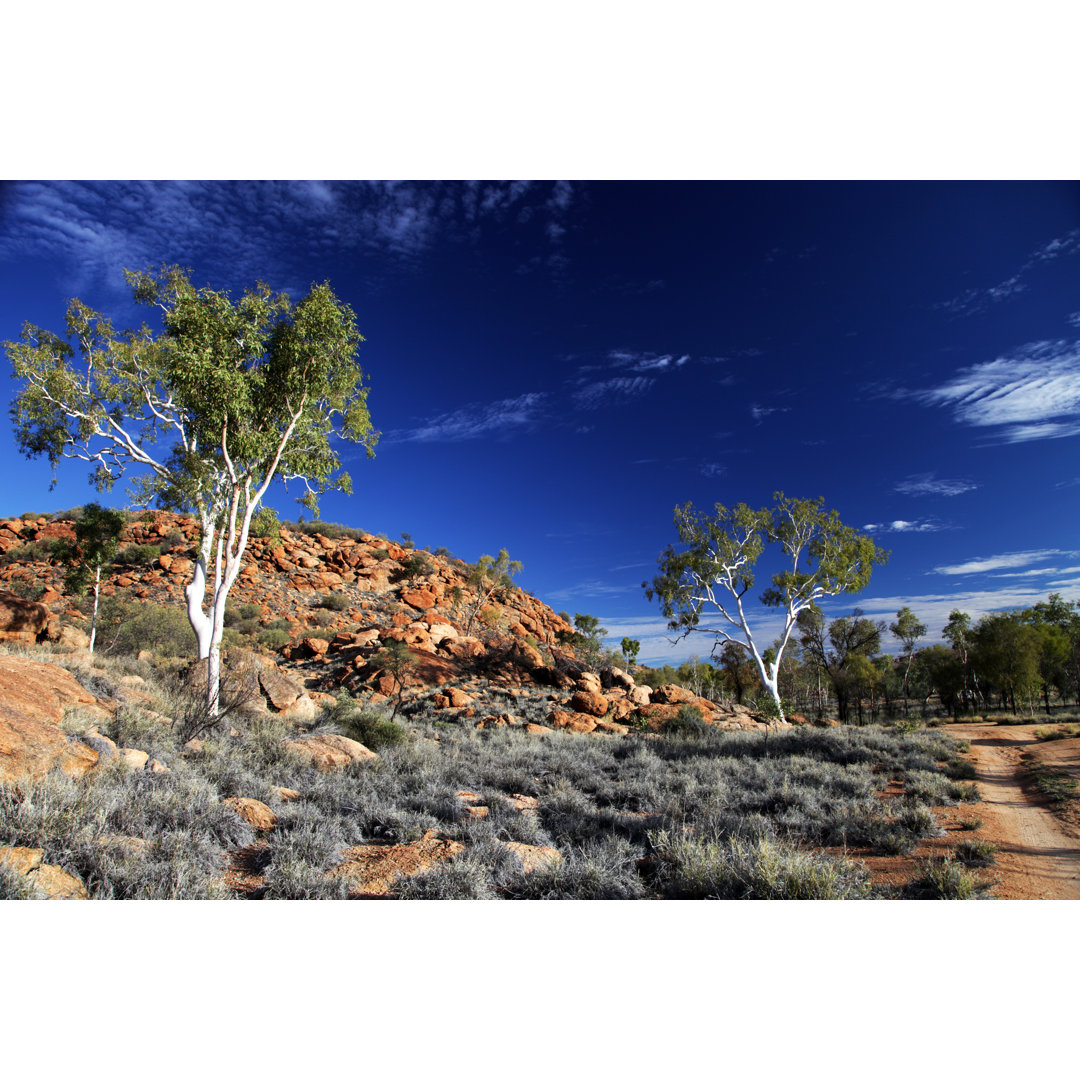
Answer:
[117,748,150,770]
[503,841,562,874]
[330,833,466,897]
[223,797,278,831]
[284,733,378,771]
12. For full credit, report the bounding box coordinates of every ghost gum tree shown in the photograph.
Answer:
[646,493,888,720]
[6,265,377,716]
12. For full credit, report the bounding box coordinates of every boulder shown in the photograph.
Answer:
[257,664,304,711]
[503,841,562,874]
[548,708,597,734]
[569,689,609,717]
[0,590,48,643]
[0,846,88,899]
[223,797,278,831]
[118,748,150,770]
[0,655,105,783]
[284,733,378,772]
[330,832,465,897]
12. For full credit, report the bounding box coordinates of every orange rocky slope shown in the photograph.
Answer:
[0,512,778,736]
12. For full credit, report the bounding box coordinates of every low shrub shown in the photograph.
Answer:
[258,628,292,650]
[318,593,349,612]
[911,855,979,899]
[113,543,161,567]
[333,698,408,751]
[955,838,997,866]
[664,705,710,740]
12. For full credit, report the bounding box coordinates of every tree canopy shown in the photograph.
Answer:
[646,493,888,719]
[6,265,377,714]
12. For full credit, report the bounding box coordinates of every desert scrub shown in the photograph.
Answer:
[0,766,246,899]
[910,855,982,899]
[955,838,997,866]
[504,836,649,900]
[650,828,870,900]
[1034,725,1080,741]
[1023,761,1078,804]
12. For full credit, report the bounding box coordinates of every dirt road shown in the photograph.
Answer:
[944,723,1080,900]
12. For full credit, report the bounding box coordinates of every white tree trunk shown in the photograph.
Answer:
[89,564,100,654]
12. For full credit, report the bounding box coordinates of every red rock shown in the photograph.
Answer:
[223,797,278,831]
[400,587,437,611]
[569,689,609,717]
[549,708,597,733]
[0,656,104,783]
[504,841,562,874]
[331,833,465,897]
[0,590,48,642]
[284,734,378,771]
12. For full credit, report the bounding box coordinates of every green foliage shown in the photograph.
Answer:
[318,592,349,612]
[647,492,888,719]
[664,705,709,739]
[911,856,979,899]
[398,551,431,579]
[257,628,291,650]
[0,539,64,565]
[159,528,187,553]
[336,705,408,751]
[464,549,522,635]
[113,542,161,567]
[91,597,196,657]
[620,637,641,670]
[250,507,282,539]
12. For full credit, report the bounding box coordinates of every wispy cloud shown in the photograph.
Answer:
[931,549,1072,575]
[938,228,1080,316]
[608,349,690,373]
[572,376,654,411]
[700,463,727,478]
[0,180,579,294]
[917,340,1080,443]
[863,519,946,534]
[750,403,790,423]
[895,473,977,497]
[388,392,546,444]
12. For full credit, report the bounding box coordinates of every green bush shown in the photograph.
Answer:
[159,529,188,554]
[335,703,408,751]
[399,552,431,579]
[911,856,979,899]
[318,592,349,612]
[258,628,292,650]
[664,705,709,739]
[0,539,63,565]
[250,507,282,539]
[114,543,161,567]
[96,600,196,657]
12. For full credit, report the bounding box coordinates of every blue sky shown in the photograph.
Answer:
[2,180,1079,663]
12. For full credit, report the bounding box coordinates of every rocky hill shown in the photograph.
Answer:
[0,510,770,737]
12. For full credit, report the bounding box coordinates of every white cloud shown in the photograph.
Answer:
[607,349,690,373]
[750,403,790,423]
[918,341,1080,443]
[573,376,653,411]
[931,548,1070,575]
[700,463,727,478]
[863,519,945,534]
[388,392,546,443]
[938,228,1080,316]
[0,180,577,295]
[894,473,977,497]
